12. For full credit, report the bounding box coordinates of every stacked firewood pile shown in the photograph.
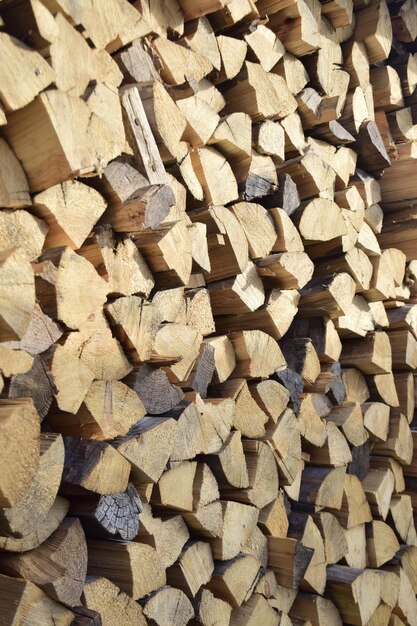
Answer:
[2,0,417,624]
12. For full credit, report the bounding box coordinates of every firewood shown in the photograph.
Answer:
[340,331,392,375]
[393,372,414,422]
[371,456,405,493]
[388,330,417,370]
[298,273,356,319]
[124,364,184,415]
[371,66,404,113]
[153,323,202,383]
[0,32,54,112]
[366,520,400,567]
[151,35,212,86]
[35,247,108,330]
[389,494,417,545]
[207,263,265,316]
[214,35,248,83]
[114,417,177,485]
[214,379,266,438]
[142,585,194,625]
[100,182,175,232]
[253,120,285,163]
[215,289,299,341]
[0,248,36,341]
[276,154,336,201]
[354,0,392,64]
[287,513,326,595]
[105,296,155,364]
[281,338,320,385]
[305,421,352,467]
[209,501,259,560]
[228,329,286,378]
[361,401,390,440]
[326,565,382,624]
[69,483,142,541]
[221,440,279,508]
[0,433,63,538]
[189,206,248,282]
[268,537,314,589]
[354,119,391,176]
[6,88,125,192]
[257,252,314,290]
[250,379,290,421]
[314,248,373,292]
[204,336,235,384]
[179,16,221,72]
[297,394,327,447]
[211,0,259,30]
[290,317,342,364]
[138,503,190,567]
[0,399,40,509]
[79,227,154,299]
[49,380,145,440]
[166,401,208,461]
[223,61,297,121]
[87,540,166,600]
[342,368,370,404]
[0,210,46,264]
[333,474,372,529]
[0,517,87,606]
[366,373,400,408]
[304,363,346,404]
[362,468,394,519]
[62,437,131,495]
[183,146,239,205]
[193,588,232,626]
[0,573,74,626]
[0,347,33,379]
[166,540,214,598]
[314,510,348,564]
[182,500,224,539]
[32,180,105,250]
[205,430,249,489]
[207,554,260,609]
[1,302,62,357]
[82,576,147,626]
[230,202,277,260]
[208,113,252,180]
[290,594,342,626]
[176,94,219,148]
[258,492,290,538]
[326,402,369,446]
[373,411,413,464]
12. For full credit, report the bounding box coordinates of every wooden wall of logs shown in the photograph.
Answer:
[1,0,417,624]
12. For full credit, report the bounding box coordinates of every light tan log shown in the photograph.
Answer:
[87,540,166,600]
[0,433,63,537]
[214,289,299,341]
[340,332,392,375]
[143,586,194,626]
[0,398,40,508]
[0,517,87,607]
[82,576,147,626]
[115,416,177,484]
[0,574,74,626]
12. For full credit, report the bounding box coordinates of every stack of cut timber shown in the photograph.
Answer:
[2,0,417,624]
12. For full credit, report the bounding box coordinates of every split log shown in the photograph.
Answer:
[0,432,63,538]
[0,517,87,607]
[0,573,74,626]
[82,576,147,626]
[87,540,166,600]
[0,398,40,508]
[143,585,194,625]
[69,483,142,541]
[62,437,131,495]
